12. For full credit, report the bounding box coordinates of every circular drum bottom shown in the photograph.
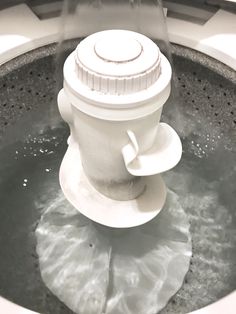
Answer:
[0,42,235,314]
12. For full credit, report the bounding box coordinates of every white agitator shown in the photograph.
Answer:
[36,30,190,314]
[58,29,182,228]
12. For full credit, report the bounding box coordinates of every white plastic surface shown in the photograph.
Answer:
[0,297,37,314]
[191,292,236,314]
[75,30,161,95]
[95,35,142,62]
[122,123,182,176]
[0,4,59,66]
[167,10,236,70]
[0,5,235,70]
[60,30,181,218]
[0,4,235,70]
[59,144,166,228]
[58,88,167,201]
[64,52,171,120]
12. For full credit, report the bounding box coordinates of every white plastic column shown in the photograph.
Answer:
[58,29,182,227]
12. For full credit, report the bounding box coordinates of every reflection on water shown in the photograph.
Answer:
[0,100,235,313]
[35,189,191,314]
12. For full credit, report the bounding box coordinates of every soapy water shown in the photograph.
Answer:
[33,127,235,314]
[0,104,235,313]
[35,190,191,314]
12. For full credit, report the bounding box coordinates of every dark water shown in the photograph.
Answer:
[0,106,71,312]
[0,103,235,314]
